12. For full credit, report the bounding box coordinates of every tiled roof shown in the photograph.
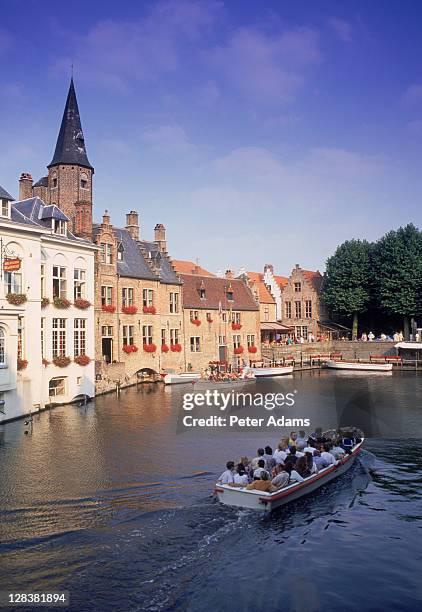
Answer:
[172,259,215,276]
[246,271,275,304]
[274,274,289,289]
[114,229,157,281]
[303,270,323,292]
[0,185,14,200]
[33,176,48,188]
[139,240,181,285]
[181,274,259,311]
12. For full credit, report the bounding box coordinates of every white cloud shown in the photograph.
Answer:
[328,17,353,43]
[142,124,195,153]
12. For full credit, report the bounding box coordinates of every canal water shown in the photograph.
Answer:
[0,371,421,611]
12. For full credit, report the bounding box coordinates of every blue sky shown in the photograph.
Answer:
[1,0,422,275]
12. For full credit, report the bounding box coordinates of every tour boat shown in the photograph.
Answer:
[193,377,256,391]
[325,360,393,372]
[252,366,294,378]
[163,372,201,385]
[215,439,364,512]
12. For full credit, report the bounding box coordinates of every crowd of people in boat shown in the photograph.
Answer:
[217,429,362,493]
[200,364,254,382]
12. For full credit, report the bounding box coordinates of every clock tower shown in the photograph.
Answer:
[47,78,94,239]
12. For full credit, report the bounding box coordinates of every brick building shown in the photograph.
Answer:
[173,264,261,369]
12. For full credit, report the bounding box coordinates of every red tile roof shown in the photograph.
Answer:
[180,274,259,310]
[274,274,289,289]
[303,270,323,292]
[246,271,275,304]
[172,259,215,277]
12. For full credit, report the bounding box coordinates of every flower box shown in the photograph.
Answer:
[161,344,169,353]
[206,317,213,323]
[17,358,28,371]
[53,297,71,309]
[74,298,91,310]
[234,346,244,355]
[102,304,116,313]
[142,305,156,314]
[42,358,50,367]
[191,318,201,326]
[6,293,27,306]
[231,322,242,330]
[53,355,71,367]
[248,346,258,354]
[143,343,157,353]
[41,297,50,308]
[122,344,138,354]
[122,305,138,315]
[170,343,182,352]
[74,355,91,366]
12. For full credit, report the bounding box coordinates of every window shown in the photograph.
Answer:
[285,301,292,319]
[17,318,23,360]
[41,319,45,358]
[101,325,113,337]
[74,319,86,356]
[41,264,45,298]
[101,286,113,306]
[190,336,201,352]
[305,300,312,318]
[0,199,10,218]
[169,292,179,313]
[100,243,113,264]
[222,312,227,322]
[52,174,58,188]
[122,287,134,307]
[4,271,22,295]
[247,334,255,347]
[117,244,124,261]
[49,377,66,397]
[295,301,302,318]
[199,287,206,299]
[190,310,199,321]
[0,328,5,365]
[80,175,88,189]
[74,269,86,299]
[219,335,226,345]
[206,312,212,322]
[142,289,154,307]
[227,290,234,301]
[53,219,67,235]
[52,266,67,299]
[161,329,166,346]
[170,329,179,345]
[294,282,301,292]
[232,312,241,324]
[142,325,153,345]
[52,318,66,357]
[296,325,308,340]
[264,307,269,322]
[122,325,134,346]
[233,335,241,349]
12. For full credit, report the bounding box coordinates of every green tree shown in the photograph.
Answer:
[322,239,372,339]
[371,224,422,340]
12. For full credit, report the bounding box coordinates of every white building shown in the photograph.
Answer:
[0,186,96,423]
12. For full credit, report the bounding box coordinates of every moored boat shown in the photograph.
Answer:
[325,360,392,372]
[193,377,255,391]
[163,372,201,385]
[252,366,294,378]
[215,439,364,511]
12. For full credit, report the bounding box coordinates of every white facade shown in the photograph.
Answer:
[263,265,283,320]
[0,204,96,423]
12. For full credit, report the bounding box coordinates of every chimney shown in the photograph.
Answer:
[19,172,33,201]
[225,269,233,279]
[295,263,300,269]
[126,210,139,241]
[264,263,274,274]
[154,223,167,252]
[102,210,111,226]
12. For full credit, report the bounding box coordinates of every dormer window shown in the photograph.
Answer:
[227,290,234,301]
[53,219,67,235]
[199,287,206,299]
[0,199,10,218]
[117,243,124,261]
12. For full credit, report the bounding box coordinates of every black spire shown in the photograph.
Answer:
[48,78,93,170]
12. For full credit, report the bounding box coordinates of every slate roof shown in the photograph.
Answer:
[0,185,14,200]
[172,259,215,277]
[33,176,48,188]
[49,78,93,170]
[180,274,259,310]
[139,240,182,285]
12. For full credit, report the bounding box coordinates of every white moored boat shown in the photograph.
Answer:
[215,440,364,512]
[325,360,392,372]
[252,366,294,378]
[193,377,255,391]
[163,373,201,385]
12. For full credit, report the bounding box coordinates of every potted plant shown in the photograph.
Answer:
[231,322,242,330]
[102,304,116,313]
[191,318,201,326]
[161,344,169,353]
[74,298,91,310]
[74,355,91,366]
[234,346,244,355]
[17,358,28,370]
[41,297,50,308]
[122,305,138,315]
[143,343,157,353]
[42,358,50,367]
[53,355,71,367]
[142,305,156,314]
[248,346,258,354]
[122,344,138,354]
[170,343,182,352]
[53,297,71,309]
[6,293,27,306]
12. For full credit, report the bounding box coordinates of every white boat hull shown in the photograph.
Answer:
[215,441,363,511]
[325,360,392,372]
[252,366,294,378]
[163,373,201,385]
[193,378,255,392]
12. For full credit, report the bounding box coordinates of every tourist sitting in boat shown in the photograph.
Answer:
[246,470,276,493]
[284,446,299,469]
[239,456,253,480]
[218,461,236,484]
[253,459,270,480]
[251,448,266,470]
[288,431,298,448]
[232,463,249,486]
[305,451,318,474]
[312,449,330,470]
[295,430,307,450]
[284,463,304,483]
[273,438,290,463]
[303,439,317,455]
[295,455,312,478]
[330,441,346,460]
[320,443,337,466]
[263,446,276,473]
[271,464,290,490]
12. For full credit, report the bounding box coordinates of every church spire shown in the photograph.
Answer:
[48,78,93,170]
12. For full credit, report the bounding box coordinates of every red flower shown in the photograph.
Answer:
[122,344,138,354]
[143,305,156,314]
[234,346,244,355]
[143,343,157,353]
[53,297,71,309]
[191,318,201,326]
[74,355,91,366]
[74,298,91,310]
[41,297,50,308]
[42,358,50,367]
[248,346,257,353]
[170,343,182,352]
[207,317,213,323]
[161,344,169,353]
[122,305,138,315]
[231,322,242,330]
[102,304,116,313]
[17,358,28,370]
[53,355,71,367]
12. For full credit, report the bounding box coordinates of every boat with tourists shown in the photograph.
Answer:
[250,365,294,378]
[325,360,392,372]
